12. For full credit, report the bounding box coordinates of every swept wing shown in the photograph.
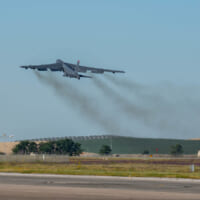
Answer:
[20,63,62,71]
[20,59,125,79]
[64,62,125,74]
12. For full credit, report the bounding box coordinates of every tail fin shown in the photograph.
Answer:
[77,60,80,66]
[75,60,80,71]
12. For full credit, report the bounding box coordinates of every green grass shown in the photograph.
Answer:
[0,158,200,179]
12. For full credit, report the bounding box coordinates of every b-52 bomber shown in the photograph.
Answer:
[20,59,125,79]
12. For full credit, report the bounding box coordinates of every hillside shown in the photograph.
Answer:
[1,135,200,155]
[72,135,200,154]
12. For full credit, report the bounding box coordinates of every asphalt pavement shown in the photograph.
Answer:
[0,173,200,200]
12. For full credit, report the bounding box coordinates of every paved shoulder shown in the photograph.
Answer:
[0,173,200,200]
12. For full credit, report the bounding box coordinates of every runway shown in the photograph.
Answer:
[0,173,200,200]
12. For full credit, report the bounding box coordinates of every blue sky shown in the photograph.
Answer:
[0,0,200,140]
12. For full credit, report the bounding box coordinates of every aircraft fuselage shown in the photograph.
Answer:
[56,59,80,79]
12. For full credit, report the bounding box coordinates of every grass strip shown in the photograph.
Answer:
[0,160,200,179]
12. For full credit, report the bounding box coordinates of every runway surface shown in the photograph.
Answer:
[0,173,200,200]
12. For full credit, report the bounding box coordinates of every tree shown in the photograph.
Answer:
[28,142,38,153]
[12,141,38,154]
[39,142,55,154]
[56,139,74,155]
[170,144,183,156]
[12,139,83,156]
[38,139,82,156]
[99,145,112,155]
[72,142,82,156]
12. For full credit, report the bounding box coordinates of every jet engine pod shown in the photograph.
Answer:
[91,70,104,74]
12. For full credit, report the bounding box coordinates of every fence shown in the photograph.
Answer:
[0,154,69,163]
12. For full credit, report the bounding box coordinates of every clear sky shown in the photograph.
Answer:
[0,0,200,140]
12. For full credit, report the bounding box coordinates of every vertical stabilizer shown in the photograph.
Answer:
[75,60,80,71]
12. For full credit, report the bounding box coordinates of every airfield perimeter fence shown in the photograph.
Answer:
[0,154,69,163]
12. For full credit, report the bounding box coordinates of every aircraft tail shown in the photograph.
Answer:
[74,60,80,71]
[77,60,80,67]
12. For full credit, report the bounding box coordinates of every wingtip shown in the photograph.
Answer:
[20,66,28,69]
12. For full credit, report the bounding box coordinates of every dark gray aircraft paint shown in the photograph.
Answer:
[20,59,125,79]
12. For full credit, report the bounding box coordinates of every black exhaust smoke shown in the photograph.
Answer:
[34,71,129,135]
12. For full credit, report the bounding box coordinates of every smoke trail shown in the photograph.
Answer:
[104,73,144,94]
[33,71,200,138]
[104,73,167,106]
[104,74,172,113]
[92,75,152,125]
[104,73,200,138]
[33,71,128,135]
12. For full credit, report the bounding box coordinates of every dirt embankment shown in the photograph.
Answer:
[0,142,19,154]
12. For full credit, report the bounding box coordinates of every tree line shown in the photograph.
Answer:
[12,139,82,156]
[12,138,184,156]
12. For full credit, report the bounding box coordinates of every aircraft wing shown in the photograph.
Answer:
[64,62,125,74]
[20,63,63,71]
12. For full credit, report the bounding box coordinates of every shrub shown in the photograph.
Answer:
[170,144,183,156]
[99,145,112,155]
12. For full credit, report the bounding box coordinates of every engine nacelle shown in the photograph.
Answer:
[91,70,104,74]
[63,72,80,79]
